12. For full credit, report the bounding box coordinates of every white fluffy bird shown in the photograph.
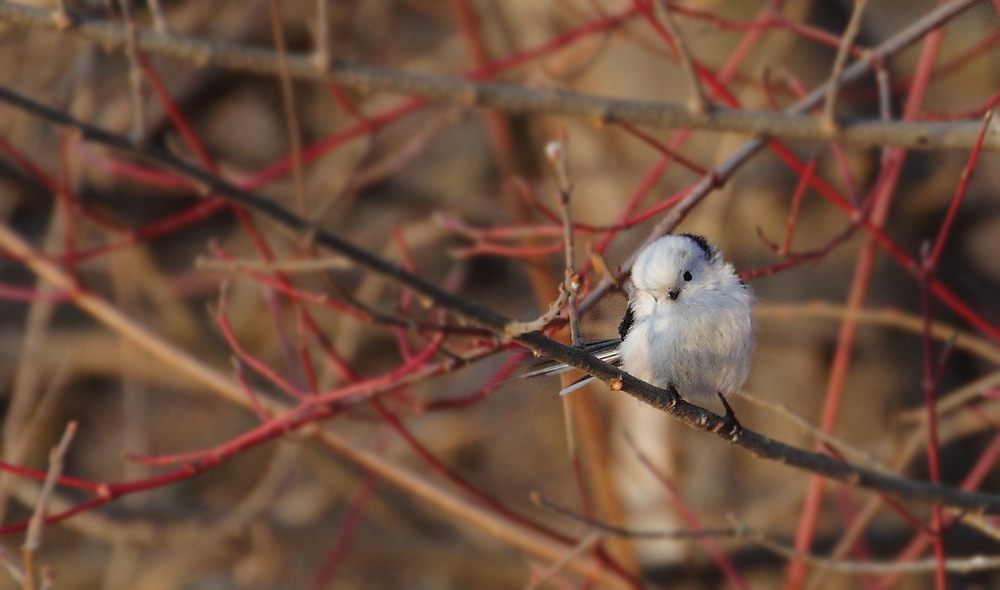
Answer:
[525,234,756,400]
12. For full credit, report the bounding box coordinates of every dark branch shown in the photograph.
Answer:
[3,85,1000,515]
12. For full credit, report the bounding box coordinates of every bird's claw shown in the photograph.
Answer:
[715,392,742,438]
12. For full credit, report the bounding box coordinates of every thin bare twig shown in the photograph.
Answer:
[195,254,353,273]
[21,422,76,590]
[51,0,72,30]
[754,302,1000,365]
[546,137,582,347]
[955,511,1000,541]
[732,392,891,472]
[492,139,579,339]
[523,532,603,590]
[533,493,740,540]
[655,0,708,114]
[0,0,994,151]
[24,423,76,553]
[38,567,52,590]
[0,545,24,584]
[266,0,308,215]
[729,516,1000,575]
[821,0,869,132]
[146,0,171,35]
[117,0,146,143]
[313,0,330,72]
[504,284,570,337]
[539,497,1000,575]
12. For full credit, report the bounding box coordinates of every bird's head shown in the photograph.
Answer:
[629,234,734,313]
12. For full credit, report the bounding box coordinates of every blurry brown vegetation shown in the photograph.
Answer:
[2,0,1000,588]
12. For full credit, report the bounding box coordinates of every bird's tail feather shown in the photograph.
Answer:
[559,376,597,396]
[517,338,623,395]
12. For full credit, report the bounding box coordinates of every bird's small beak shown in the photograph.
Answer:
[668,288,680,301]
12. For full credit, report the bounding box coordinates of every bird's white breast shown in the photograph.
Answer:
[620,286,754,400]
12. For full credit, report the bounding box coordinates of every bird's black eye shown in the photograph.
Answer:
[683,271,692,282]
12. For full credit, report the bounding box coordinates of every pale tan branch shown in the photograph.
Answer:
[733,391,891,472]
[195,254,353,273]
[504,283,570,337]
[821,0,869,132]
[733,516,1000,575]
[0,223,626,590]
[0,0,993,152]
[266,0,307,215]
[522,532,603,590]
[655,0,708,114]
[754,302,1000,364]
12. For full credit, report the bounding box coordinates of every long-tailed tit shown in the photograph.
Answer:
[525,234,756,400]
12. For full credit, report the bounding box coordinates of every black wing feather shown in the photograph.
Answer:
[617,304,635,340]
[519,338,622,379]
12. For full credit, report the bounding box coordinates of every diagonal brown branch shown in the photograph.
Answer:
[4,87,1000,516]
[0,222,627,589]
[0,0,993,151]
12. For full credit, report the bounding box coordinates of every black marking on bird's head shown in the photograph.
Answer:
[679,233,715,261]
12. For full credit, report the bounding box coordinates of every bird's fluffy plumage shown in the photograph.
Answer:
[523,234,756,400]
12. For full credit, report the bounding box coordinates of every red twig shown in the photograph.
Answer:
[919,244,948,589]
[310,465,379,589]
[215,289,310,400]
[392,225,417,362]
[779,156,817,256]
[769,141,1000,342]
[878,431,1000,589]
[241,6,640,190]
[372,399,567,541]
[786,13,947,589]
[928,111,993,268]
[625,435,749,590]
[0,286,69,303]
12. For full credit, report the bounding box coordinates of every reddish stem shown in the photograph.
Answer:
[928,112,993,268]
[780,157,817,256]
[311,466,379,588]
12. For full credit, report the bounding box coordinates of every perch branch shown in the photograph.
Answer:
[5,92,1000,515]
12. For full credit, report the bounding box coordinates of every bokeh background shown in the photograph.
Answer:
[2,0,1000,588]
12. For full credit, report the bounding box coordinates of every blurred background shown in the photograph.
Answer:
[2,0,1000,588]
